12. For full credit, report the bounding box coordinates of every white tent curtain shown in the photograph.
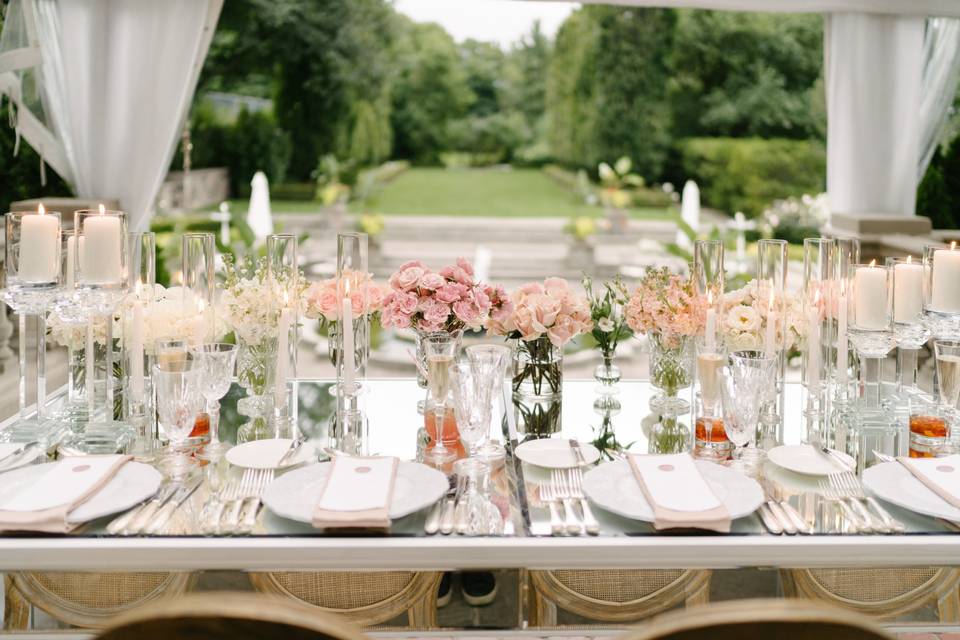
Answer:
[918,17,960,179]
[0,0,222,230]
[825,13,925,217]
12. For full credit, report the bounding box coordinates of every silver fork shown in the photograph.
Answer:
[566,468,599,535]
[219,469,256,534]
[539,481,563,536]
[832,472,904,533]
[819,479,868,532]
[552,468,582,535]
[239,469,274,534]
[827,473,883,532]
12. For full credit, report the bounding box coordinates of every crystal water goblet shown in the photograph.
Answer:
[465,344,511,459]
[153,361,204,480]
[190,343,238,459]
[422,333,458,465]
[720,350,778,475]
[449,362,492,458]
[934,339,960,454]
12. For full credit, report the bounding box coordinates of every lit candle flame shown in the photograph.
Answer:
[38,203,45,215]
[869,259,876,268]
[952,241,957,251]
[98,204,105,215]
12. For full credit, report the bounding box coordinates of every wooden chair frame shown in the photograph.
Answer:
[780,567,960,622]
[249,571,443,629]
[525,569,711,626]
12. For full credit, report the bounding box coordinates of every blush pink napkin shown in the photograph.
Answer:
[312,455,399,530]
[628,453,731,532]
[0,455,132,533]
[898,455,960,509]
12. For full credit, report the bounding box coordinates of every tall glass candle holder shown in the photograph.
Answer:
[124,231,157,458]
[49,230,91,431]
[67,208,132,453]
[848,262,896,409]
[267,233,299,425]
[802,238,833,439]
[924,242,960,339]
[887,256,930,398]
[182,232,216,344]
[2,207,63,444]
[334,232,369,405]
[832,238,859,401]
[692,239,724,445]
[756,239,787,437]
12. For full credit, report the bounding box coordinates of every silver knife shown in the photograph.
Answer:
[779,500,814,535]
[440,476,465,535]
[758,503,783,534]
[568,440,600,535]
[568,438,586,466]
[120,483,179,534]
[812,442,854,472]
[146,478,202,535]
[425,475,458,535]
[277,435,306,467]
[0,441,38,466]
[107,483,174,535]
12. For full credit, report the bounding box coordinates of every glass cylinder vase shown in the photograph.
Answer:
[513,335,562,399]
[648,332,694,399]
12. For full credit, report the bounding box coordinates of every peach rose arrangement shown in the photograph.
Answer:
[304,270,385,326]
[380,258,511,333]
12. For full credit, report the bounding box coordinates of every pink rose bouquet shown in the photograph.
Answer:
[304,270,385,325]
[625,267,705,346]
[486,277,592,347]
[381,258,506,333]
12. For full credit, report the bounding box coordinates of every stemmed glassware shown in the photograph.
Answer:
[190,343,238,460]
[153,359,205,480]
[887,256,930,397]
[847,262,896,409]
[422,333,458,465]
[932,339,960,455]
[449,362,492,458]
[465,343,511,460]
[720,350,778,475]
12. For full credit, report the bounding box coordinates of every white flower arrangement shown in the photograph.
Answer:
[220,254,305,346]
[721,280,805,353]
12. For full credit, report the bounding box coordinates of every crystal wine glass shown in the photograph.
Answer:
[465,344,510,459]
[720,350,778,475]
[154,360,204,480]
[449,362,492,457]
[422,333,458,465]
[190,343,238,460]
[934,339,960,454]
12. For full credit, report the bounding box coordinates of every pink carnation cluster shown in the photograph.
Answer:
[381,258,510,333]
[304,270,385,323]
[624,267,704,343]
[486,277,592,347]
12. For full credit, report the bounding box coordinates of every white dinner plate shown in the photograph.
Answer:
[767,444,856,476]
[515,438,601,469]
[0,461,161,524]
[582,459,764,522]
[263,461,448,523]
[863,461,960,522]
[226,438,315,469]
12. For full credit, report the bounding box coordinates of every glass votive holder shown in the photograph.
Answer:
[908,398,949,458]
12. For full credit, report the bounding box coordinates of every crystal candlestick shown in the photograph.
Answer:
[757,238,787,438]
[1,208,64,445]
[802,238,833,441]
[848,262,896,410]
[334,232,368,401]
[267,233,299,426]
[887,256,930,398]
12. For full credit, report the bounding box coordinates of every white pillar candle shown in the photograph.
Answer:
[275,305,291,408]
[130,292,145,404]
[836,284,848,385]
[18,207,59,283]
[893,257,924,322]
[806,291,821,394]
[342,295,355,393]
[65,235,76,287]
[854,263,888,330]
[931,243,960,312]
[704,291,716,352]
[81,212,122,284]
[764,290,777,357]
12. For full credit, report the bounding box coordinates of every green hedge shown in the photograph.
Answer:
[680,137,825,217]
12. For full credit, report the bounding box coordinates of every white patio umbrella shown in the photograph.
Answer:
[247,171,274,243]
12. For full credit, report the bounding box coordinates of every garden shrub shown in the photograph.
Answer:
[680,137,825,217]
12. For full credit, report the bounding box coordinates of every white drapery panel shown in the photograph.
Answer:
[0,0,222,230]
[918,18,960,179]
[563,1,960,17]
[825,14,925,217]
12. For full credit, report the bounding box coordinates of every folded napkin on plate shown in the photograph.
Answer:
[628,453,731,532]
[312,455,399,530]
[0,455,132,533]
[898,454,960,509]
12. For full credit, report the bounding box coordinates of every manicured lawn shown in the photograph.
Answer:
[355,167,672,219]
[218,167,674,219]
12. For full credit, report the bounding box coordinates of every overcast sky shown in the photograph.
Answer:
[393,0,580,47]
